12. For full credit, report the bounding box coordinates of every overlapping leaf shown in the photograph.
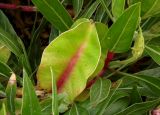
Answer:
[112,0,125,19]
[0,43,10,63]
[5,73,17,115]
[145,45,160,65]
[103,3,140,53]
[22,72,42,115]
[37,21,101,102]
[32,0,73,32]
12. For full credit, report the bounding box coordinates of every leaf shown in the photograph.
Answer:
[90,79,123,115]
[112,0,125,19]
[72,0,84,17]
[22,71,42,115]
[0,43,10,63]
[104,97,129,115]
[130,85,142,104]
[40,98,52,115]
[137,67,160,77]
[0,10,31,75]
[5,73,17,115]
[141,0,160,19]
[145,45,160,65]
[37,21,101,103]
[94,6,106,22]
[0,103,6,115]
[104,3,140,53]
[32,0,73,32]
[28,17,47,70]
[120,72,160,96]
[115,98,160,115]
[90,22,108,78]
[0,61,12,78]
[50,67,59,115]
[81,1,100,18]
[90,78,111,106]
[118,27,144,64]
[97,0,114,21]
[69,104,89,115]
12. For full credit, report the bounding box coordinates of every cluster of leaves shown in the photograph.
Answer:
[1,0,160,115]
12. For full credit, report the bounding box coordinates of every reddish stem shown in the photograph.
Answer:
[0,3,37,12]
[86,51,114,88]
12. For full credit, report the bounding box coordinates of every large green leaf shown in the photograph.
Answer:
[37,21,101,102]
[145,45,160,65]
[104,3,140,53]
[22,71,42,115]
[0,43,10,63]
[32,0,73,32]
[112,0,125,19]
[115,98,160,115]
[90,78,111,106]
[5,73,17,115]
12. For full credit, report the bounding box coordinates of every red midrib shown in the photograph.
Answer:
[57,43,86,92]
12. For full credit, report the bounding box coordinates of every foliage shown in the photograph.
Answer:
[1,0,160,115]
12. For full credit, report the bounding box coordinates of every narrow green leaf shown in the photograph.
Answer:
[137,67,160,77]
[5,73,17,115]
[112,0,125,19]
[145,45,160,65]
[104,97,129,115]
[40,98,52,115]
[94,6,106,22]
[72,0,84,17]
[119,72,160,95]
[50,67,59,115]
[69,104,89,115]
[28,17,47,70]
[93,79,123,115]
[115,98,160,115]
[97,0,114,21]
[0,28,23,57]
[32,0,73,32]
[0,10,31,75]
[104,3,140,53]
[141,0,160,19]
[90,78,111,106]
[81,1,99,18]
[0,103,6,115]
[37,21,101,102]
[108,91,129,106]
[22,71,41,115]
[0,61,12,78]
[0,43,10,63]
[130,85,142,104]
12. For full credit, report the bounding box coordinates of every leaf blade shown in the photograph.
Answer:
[32,0,73,32]
[104,3,140,53]
[22,71,42,115]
